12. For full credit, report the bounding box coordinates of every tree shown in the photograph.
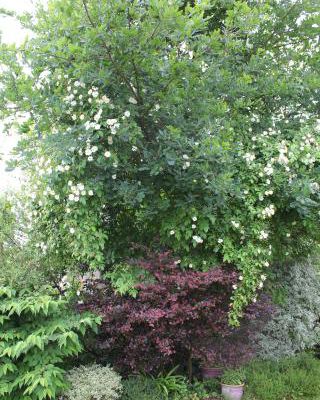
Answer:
[81,251,238,377]
[0,0,319,323]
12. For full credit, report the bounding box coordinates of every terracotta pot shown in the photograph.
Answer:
[201,366,224,379]
[221,383,244,400]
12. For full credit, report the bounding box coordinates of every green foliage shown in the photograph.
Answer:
[257,262,320,359]
[0,194,70,290]
[105,263,151,297]
[122,376,221,400]
[151,368,189,400]
[244,353,320,400]
[64,363,122,400]
[1,0,320,322]
[221,368,245,386]
[180,380,221,400]
[122,376,164,400]
[0,286,101,400]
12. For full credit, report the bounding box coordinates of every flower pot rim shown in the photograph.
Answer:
[221,383,245,388]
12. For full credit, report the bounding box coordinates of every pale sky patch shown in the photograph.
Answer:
[0,0,40,191]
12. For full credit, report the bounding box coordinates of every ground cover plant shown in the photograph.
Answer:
[63,363,122,400]
[243,353,320,400]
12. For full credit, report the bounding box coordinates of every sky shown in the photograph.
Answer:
[0,0,37,191]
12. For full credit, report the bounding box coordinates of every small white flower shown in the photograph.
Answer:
[88,156,93,161]
[261,204,275,219]
[192,224,196,229]
[192,235,203,244]
[259,230,269,240]
[192,216,197,222]
[132,146,138,152]
[91,145,98,153]
[70,227,75,234]
[108,136,113,145]
[239,275,243,281]
[174,259,181,265]
[286,233,291,237]
[243,152,256,163]
[189,263,193,268]
[183,154,189,160]
[258,281,264,289]
[261,274,267,281]
[85,148,92,156]
[200,61,208,72]
[278,153,289,165]
[264,261,270,267]
[129,97,137,104]
[170,230,175,235]
[218,238,223,244]
[106,118,118,126]
[124,110,131,118]
[104,151,111,158]
[101,95,110,104]
[232,284,238,290]
[264,165,274,176]
[112,174,117,180]
[94,109,103,122]
[231,220,240,229]
[68,194,75,201]
[88,190,94,196]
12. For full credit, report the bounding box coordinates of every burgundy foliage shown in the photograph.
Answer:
[201,294,275,368]
[82,252,238,374]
